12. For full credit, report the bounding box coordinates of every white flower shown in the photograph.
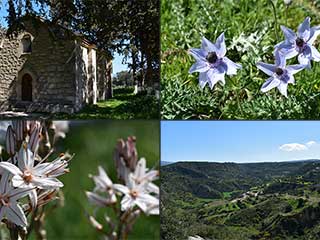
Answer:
[0,144,67,208]
[93,166,115,195]
[132,158,159,195]
[51,121,69,140]
[188,236,205,240]
[86,166,117,207]
[132,158,158,184]
[0,172,34,227]
[113,174,158,213]
[86,191,116,207]
[284,0,292,5]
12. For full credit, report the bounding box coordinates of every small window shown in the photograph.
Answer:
[21,35,32,53]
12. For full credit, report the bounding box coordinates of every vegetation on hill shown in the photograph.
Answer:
[161,161,320,239]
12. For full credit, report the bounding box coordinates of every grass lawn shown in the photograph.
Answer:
[53,88,159,119]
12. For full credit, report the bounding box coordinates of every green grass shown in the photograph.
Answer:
[54,88,159,119]
[29,121,159,239]
[161,0,320,119]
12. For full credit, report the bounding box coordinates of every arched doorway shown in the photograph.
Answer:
[21,73,32,101]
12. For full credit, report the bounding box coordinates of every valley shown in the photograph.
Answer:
[161,161,320,240]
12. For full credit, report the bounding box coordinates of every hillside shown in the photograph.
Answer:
[161,161,320,240]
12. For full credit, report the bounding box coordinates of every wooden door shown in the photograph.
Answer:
[21,74,32,101]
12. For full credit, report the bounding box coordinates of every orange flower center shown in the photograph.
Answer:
[130,190,139,199]
[23,171,33,183]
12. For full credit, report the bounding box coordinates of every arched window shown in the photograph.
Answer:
[21,35,32,53]
[21,73,32,101]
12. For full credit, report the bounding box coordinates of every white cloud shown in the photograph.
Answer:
[279,143,308,152]
[306,141,317,147]
[279,140,319,152]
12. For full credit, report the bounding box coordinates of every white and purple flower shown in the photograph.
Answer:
[257,52,305,97]
[275,17,320,68]
[189,33,242,89]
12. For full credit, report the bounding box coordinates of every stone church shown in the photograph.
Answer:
[0,16,112,114]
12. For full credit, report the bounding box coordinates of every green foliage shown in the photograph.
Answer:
[161,160,320,239]
[161,0,320,119]
[53,88,159,119]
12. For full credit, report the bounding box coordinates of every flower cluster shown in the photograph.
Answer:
[0,121,71,238]
[189,17,320,97]
[258,17,320,97]
[86,136,159,240]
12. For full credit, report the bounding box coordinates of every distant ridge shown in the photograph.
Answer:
[161,161,175,166]
[170,159,320,164]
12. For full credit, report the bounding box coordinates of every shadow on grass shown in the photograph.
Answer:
[54,90,159,119]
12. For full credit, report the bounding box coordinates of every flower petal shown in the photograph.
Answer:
[189,48,207,61]
[257,62,276,76]
[12,175,27,188]
[0,172,11,194]
[298,17,311,41]
[121,195,134,211]
[113,184,130,195]
[214,32,226,57]
[18,145,34,170]
[9,187,34,201]
[261,77,280,92]
[286,64,306,74]
[0,162,22,176]
[199,72,208,89]
[6,203,27,227]
[207,69,225,88]
[298,52,311,69]
[201,37,217,53]
[86,191,115,207]
[308,26,320,44]
[189,61,209,73]
[32,176,64,189]
[277,82,288,97]
[29,189,38,209]
[310,45,320,62]
[98,166,113,187]
[280,25,297,42]
[223,57,241,75]
[275,51,286,68]
[276,44,298,60]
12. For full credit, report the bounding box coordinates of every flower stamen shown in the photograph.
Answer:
[296,38,304,48]
[206,52,218,64]
[23,171,33,183]
[130,190,139,199]
[275,68,284,76]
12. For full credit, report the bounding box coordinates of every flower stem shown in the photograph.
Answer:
[269,0,279,42]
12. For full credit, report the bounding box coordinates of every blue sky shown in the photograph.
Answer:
[0,1,128,75]
[161,121,320,163]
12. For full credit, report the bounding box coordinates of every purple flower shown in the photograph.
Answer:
[257,52,305,97]
[188,33,242,89]
[275,17,320,69]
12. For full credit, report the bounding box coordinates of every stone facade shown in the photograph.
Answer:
[0,17,112,114]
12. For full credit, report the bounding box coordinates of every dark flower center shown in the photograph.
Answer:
[296,38,304,48]
[275,68,284,76]
[206,52,218,64]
